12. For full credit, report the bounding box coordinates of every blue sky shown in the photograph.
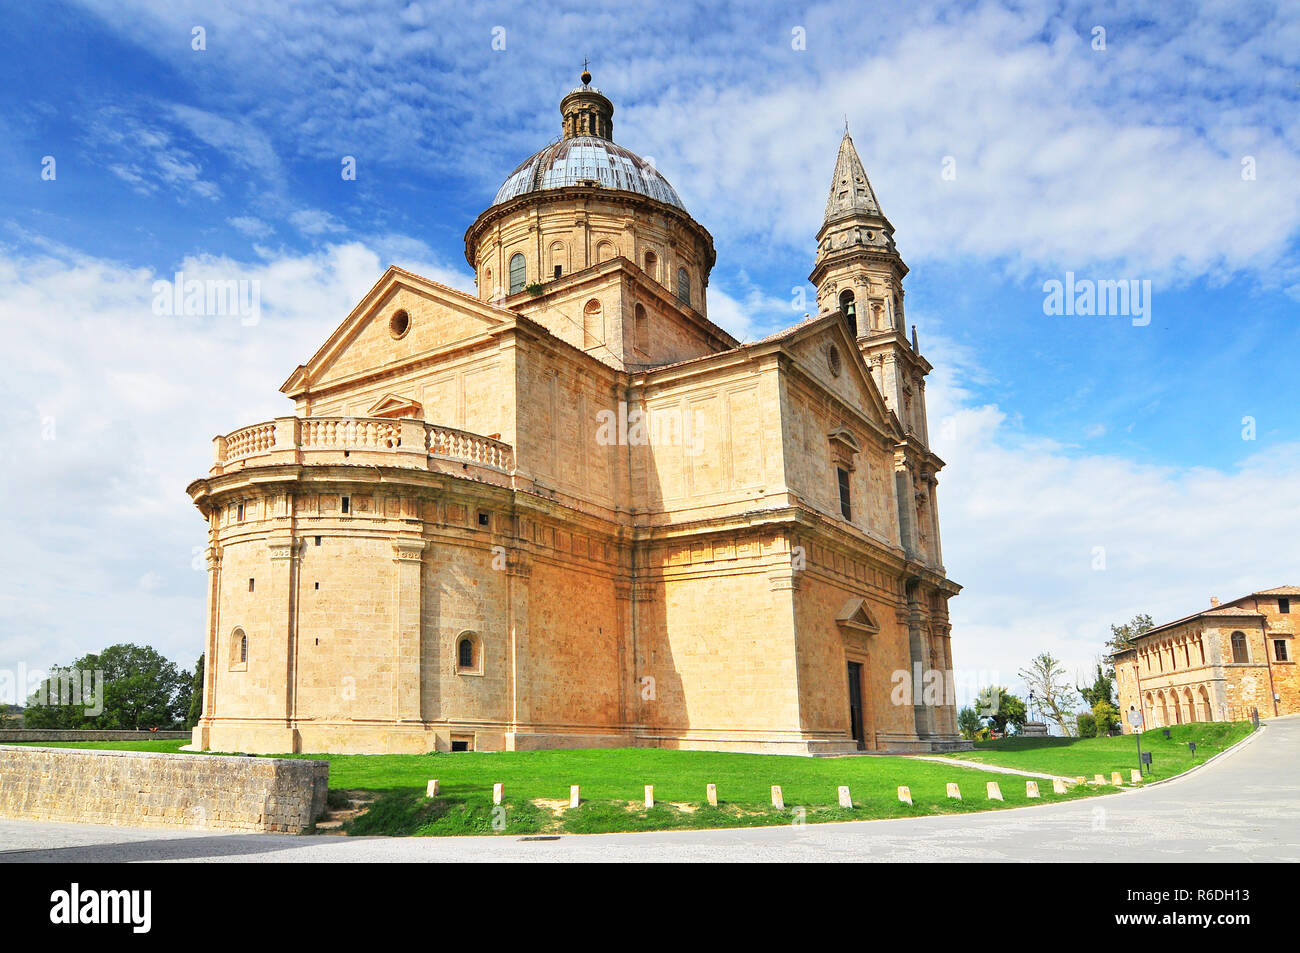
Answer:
[2,0,1299,702]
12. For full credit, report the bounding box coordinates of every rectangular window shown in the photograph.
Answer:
[554,265,562,280]
[236,502,245,521]
[477,511,490,528]
[1280,598,1290,614]
[314,536,321,546]
[1276,640,1290,662]
[248,578,255,593]
[836,466,852,521]
[341,496,350,515]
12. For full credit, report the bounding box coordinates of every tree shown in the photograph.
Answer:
[1078,664,1115,708]
[186,655,205,729]
[957,706,983,740]
[1019,653,1080,737]
[24,644,191,730]
[974,686,1027,735]
[1092,699,1121,736]
[1104,614,1154,670]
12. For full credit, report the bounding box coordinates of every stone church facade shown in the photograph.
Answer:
[188,73,964,755]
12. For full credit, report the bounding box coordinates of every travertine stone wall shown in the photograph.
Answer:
[0,730,190,742]
[0,746,328,833]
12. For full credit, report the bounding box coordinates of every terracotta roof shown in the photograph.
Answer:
[1252,585,1300,596]
[1134,602,1265,641]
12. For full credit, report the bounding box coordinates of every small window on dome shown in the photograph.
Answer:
[644,250,658,280]
[676,268,691,306]
[509,253,526,294]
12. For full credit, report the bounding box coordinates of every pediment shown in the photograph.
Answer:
[782,316,899,441]
[836,598,880,634]
[367,393,423,419]
[282,265,514,398]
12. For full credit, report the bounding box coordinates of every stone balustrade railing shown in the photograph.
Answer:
[211,416,514,477]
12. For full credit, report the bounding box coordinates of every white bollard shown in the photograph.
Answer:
[986,781,1004,801]
[771,785,784,809]
[898,785,912,806]
[644,785,654,809]
[492,782,504,805]
[706,783,717,807]
[1052,779,1068,794]
[569,785,580,809]
[1025,781,1040,798]
[426,779,439,798]
[837,786,852,808]
[946,782,962,800]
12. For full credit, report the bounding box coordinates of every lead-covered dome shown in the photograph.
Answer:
[491,136,685,210]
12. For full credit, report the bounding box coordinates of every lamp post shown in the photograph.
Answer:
[1129,705,1145,775]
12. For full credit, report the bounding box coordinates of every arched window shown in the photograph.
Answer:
[229,628,247,671]
[596,241,616,263]
[456,632,482,675]
[1231,631,1249,663]
[644,249,658,279]
[583,299,602,348]
[839,289,857,335]
[634,303,648,354]
[484,267,492,294]
[676,267,691,306]
[549,241,566,280]
[458,637,474,669]
[508,253,526,294]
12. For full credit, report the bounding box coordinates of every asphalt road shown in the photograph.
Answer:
[1,718,1295,862]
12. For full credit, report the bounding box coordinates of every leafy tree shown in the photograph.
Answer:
[1093,699,1121,736]
[186,654,205,729]
[1076,712,1098,738]
[1019,653,1080,737]
[974,686,1027,735]
[957,706,983,740]
[24,644,191,730]
[1104,614,1154,671]
[1078,664,1115,708]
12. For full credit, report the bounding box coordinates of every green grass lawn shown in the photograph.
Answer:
[14,739,1110,836]
[946,721,1253,781]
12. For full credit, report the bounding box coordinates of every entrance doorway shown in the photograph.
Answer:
[847,662,866,750]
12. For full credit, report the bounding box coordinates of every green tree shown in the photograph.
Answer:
[24,644,191,730]
[957,706,983,740]
[1078,664,1115,708]
[1092,699,1121,736]
[186,654,204,729]
[1019,653,1080,737]
[1104,614,1154,671]
[974,686,1027,735]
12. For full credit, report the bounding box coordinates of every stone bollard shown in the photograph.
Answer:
[771,785,784,809]
[946,782,961,800]
[1076,776,1086,785]
[426,779,439,798]
[986,781,1003,801]
[1025,781,1040,798]
[493,783,504,805]
[898,785,912,806]
[1052,779,1068,794]
[569,785,580,809]
[1093,774,1105,785]
[706,783,717,807]
[1130,769,1141,784]
[1111,771,1123,786]
[838,786,853,808]
[644,785,654,809]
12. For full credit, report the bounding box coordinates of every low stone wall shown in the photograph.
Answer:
[0,729,191,743]
[0,745,329,833]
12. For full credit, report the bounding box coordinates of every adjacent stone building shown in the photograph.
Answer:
[188,73,964,756]
[1113,587,1299,731]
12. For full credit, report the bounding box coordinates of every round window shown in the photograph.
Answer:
[389,309,411,339]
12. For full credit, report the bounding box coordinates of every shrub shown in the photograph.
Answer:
[1076,713,1098,738]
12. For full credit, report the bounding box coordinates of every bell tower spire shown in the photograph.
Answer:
[809,129,946,575]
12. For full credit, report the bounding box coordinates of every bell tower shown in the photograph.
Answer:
[809,129,944,573]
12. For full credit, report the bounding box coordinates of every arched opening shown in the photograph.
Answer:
[1231,631,1249,663]
[643,249,658,280]
[1182,687,1195,724]
[583,299,602,349]
[838,289,857,336]
[458,637,474,669]
[229,628,247,671]
[455,631,482,675]
[1158,692,1169,727]
[633,303,648,354]
[676,267,691,306]
[596,240,616,263]
[1144,692,1155,727]
[549,241,566,280]
[1198,685,1212,722]
[508,253,526,294]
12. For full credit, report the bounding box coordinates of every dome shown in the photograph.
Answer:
[491,136,686,211]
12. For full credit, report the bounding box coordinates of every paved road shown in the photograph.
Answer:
[1,718,1296,862]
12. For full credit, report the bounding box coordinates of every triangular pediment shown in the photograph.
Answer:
[836,598,880,634]
[367,393,423,419]
[281,265,514,398]
[781,315,900,441]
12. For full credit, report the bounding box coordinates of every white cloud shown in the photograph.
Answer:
[227,216,274,239]
[289,209,346,236]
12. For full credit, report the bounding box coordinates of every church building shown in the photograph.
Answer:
[188,72,964,755]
